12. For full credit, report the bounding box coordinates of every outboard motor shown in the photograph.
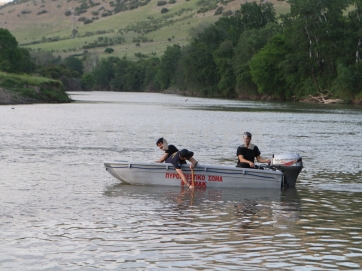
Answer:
[266,153,303,188]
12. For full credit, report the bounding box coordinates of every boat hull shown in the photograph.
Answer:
[104,161,284,189]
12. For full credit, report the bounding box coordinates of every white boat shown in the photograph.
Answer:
[104,153,303,189]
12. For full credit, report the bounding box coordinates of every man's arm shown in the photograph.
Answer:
[187,157,198,169]
[256,155,271,164]
[238,155,255,167]
[175,168,193,189]
[156,153,169,163]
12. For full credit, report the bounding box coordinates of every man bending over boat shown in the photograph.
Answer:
[236,132,271,169]
[166,149,198,189]
[155,137,178,163]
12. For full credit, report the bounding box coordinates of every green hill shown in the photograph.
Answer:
[0,0,289,60]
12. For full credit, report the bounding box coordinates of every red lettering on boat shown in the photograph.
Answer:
[165,173,207,181]
[207,175,223,182]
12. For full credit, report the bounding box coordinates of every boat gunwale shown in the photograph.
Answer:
[104,161,283,178]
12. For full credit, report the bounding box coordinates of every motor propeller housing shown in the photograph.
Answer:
[266,153,303,188]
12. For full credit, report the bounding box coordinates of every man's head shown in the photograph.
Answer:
[156,137,168,150]
[243,132,252,145]
[243,132,252,138]
[179,149,193,160]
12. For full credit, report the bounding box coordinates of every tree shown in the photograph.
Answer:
[233,23,282,96]
[282,0,350,92]
[234,1,276,31]
[63,56,83,76]
[213,40,236,97]
[0,28,22,73]
[142,57,160,90]
[177,24,226,95]
[92,57,118,90]
[250,34,292,99]
[156,44,182,90]
[81,73,95,91]
[18,48,35,74]
[30,50,62,66]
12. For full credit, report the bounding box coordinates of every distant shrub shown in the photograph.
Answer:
[157,1,167,6]
[113,3,128,13]
[104,48,114,54]
[78,17,86,21]
[129,3,139,10]
[197,7,209,13]
[214,6,223,15]
[91,10,99,16]
[101,11,112,17]
[169,0,176,3]
[161,7,169,13]
[21,10,31,14]
[134,52,148,58]
[222,10,233,16]
[64,10,72,16]
[84,19,93,24]
[37,10,47,15]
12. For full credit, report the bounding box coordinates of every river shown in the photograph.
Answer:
[1,91,362,270]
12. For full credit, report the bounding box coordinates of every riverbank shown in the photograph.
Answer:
[163,86,362,105]
[0,72,72,105]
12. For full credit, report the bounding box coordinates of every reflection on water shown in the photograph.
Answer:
[1,92,362,269]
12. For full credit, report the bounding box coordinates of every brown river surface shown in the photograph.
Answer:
[1,91,362,270]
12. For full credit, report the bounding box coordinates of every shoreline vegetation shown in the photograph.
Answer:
[1,1,362,106]
[162,86,351,105]
[0,72,72,105]
[0,80,356,105]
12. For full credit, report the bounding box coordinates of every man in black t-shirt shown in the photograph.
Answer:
[155,137,178,163]
[166,149,198,189]
[236,132,271,168]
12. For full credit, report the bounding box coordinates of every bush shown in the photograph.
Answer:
[64,10,72,16]
[157,1,167,6]
[169,0,176,3]
[104,48,114,54]
[161,7,169,13]
[222,10,233,16]
[37,10,47,15]
[214,6,223,15]
[84,19,93,24]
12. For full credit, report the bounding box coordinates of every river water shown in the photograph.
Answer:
[1,91,362,270]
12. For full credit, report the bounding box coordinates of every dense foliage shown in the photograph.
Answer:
[1,0,362,103]
[84,0,362,102]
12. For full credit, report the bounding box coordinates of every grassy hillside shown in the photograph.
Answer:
[0,0,290,60]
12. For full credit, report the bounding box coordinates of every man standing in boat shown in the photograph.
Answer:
[166,149,198,189]
[155,137,178,163]
[236,132,271,169]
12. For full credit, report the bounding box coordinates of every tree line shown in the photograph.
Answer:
[1,0,362,103]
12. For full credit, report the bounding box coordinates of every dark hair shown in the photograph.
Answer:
[156,137,164,146]
[179,149,194,159]
[243,132,252,138]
